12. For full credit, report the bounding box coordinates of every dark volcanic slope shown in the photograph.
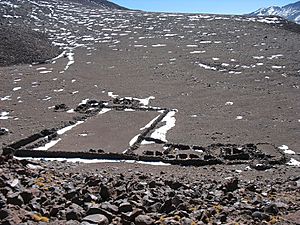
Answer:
[0,22,61,66]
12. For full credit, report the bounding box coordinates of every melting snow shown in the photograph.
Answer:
[152,44,166,47]
[0,112,10,120]
[14,157,171,166]
[13,87,21,91]
[57,121,84,135]
[287,158,300,167]
[278,145,295,155]
[150,110,176,142]
[99,108,111,115]
[34,138,62,151]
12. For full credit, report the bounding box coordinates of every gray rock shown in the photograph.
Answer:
[264,203,279,215]
[82,214,109,225]
[135,215,154,225]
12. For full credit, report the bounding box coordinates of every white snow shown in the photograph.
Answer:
[152,44,166,47]
[67,109,75,113]
[272,65,285,69]
[64,52,75,71]
[57,121,84,135]
[186,45,198,47]
[79,99,89,105]
[225,102,234,105]
[278,145,295,155]
[99,108,111,115]
[13,87,21,91]
[236,116,243,120]
[287,158,300,167]
[14,157,171,166]
[34,138,62,150]
[129,134,140,147]
[190,51,205,54]
[0,112,10,120]
[198,63,217,71]
[136,96,155,106]
[39,71,52,74]
[1,96,11,101]
[108,92,118,98]
[150,110,176,142]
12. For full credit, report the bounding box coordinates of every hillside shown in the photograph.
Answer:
[249,1,300,24]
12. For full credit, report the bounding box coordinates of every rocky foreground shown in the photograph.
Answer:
[0,155,299,225]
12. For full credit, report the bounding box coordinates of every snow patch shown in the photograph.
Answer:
[150,110,176,142]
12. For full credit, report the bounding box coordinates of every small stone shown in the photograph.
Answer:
[181,217,193,225]
[20,189,34,204]
[119,202,132,213]
[7,193,23,206]
[82,214,109,225]
[252,211,270,221]
[66,209,81,221]
[223,177,238,192]
[264,203,279,215]
[135,215,154,225]
[0,208,9,220]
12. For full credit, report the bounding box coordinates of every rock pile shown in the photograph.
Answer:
[0,155,299,224]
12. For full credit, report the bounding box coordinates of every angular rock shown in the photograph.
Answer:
[119,202,132,213]
[82,214,109,225]
[135,215,154,225]
[7,193,23,206]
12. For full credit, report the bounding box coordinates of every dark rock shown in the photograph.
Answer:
[165,180,184,190]
[82,214,109,225]
[66,209,81,221]
[54,104,68,111]
[223,177,238,192]
[159,199,176,213]
[135,215,154,225]
[50,205,60,217]
[264,203,279,215]
[0,208,9,220]
[0,128,9,136]
[7,193,23,206]
[119,202,132,213]
[20,190,34,204]
[252,211,270,221]
[100,185,110,201]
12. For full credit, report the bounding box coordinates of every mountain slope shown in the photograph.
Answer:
[249,1,300,24]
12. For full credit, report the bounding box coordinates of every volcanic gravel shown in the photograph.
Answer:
[0,155,300,225]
